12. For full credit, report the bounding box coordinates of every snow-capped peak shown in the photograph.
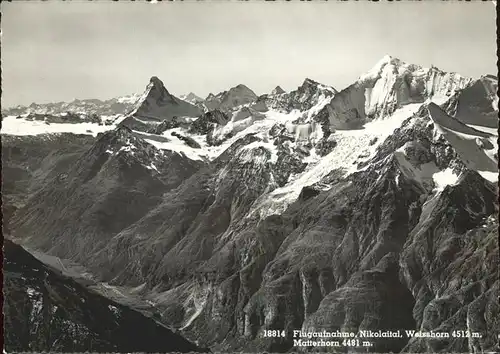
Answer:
[358,55,412,83]
[180,92,204,104]
[320,55,473,129]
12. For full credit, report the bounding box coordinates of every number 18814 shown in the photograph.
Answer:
[263,330,286,338]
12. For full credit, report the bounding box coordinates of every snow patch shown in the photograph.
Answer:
[108,304,121,316]
[466,124,498,136]
[146,163,159,172]
[1,116,116,137]
[249,104,423,218]
[117,93,142,104]
[118,139,137,155]
[181,284,212,330]
[395,150,439,189]
[478,171,499,183]
[188,109,303,161]
[306,94,333,120]
[144,137,206,162]
[432,168,460,191]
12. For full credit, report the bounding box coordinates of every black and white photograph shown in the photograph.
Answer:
[1,1,498,353]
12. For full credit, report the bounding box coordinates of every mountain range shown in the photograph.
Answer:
[2,55,499,353]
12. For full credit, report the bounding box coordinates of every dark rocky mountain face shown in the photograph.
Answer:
[204,84,258,112]
[120,76,203,132]
[443,75,498,129]
[188,109,230,138]
[4,56,499,353]
[271,86,286,95]
[399,172,498,353]
[264,78,337,114]
[9,126,205,265]
[2,133,96,231]
[3,239,208,353]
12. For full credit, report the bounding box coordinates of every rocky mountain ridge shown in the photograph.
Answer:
[3,238,208,353]
[204,84,259,112]
[2,55,498,353]
[2,94,141,118]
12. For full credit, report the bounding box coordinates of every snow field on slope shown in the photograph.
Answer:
[432,168,460,191]
[240,140,280,164]
[306,94,333,120]
[188,110,304,161]
[141,129,208,162]
[428,105,498,183]
[139,109,300,163]
[248,103,424,219]
[117,93,142,104]
[395,141,461,192]
[466,125,498,136]
[1,116,116,137]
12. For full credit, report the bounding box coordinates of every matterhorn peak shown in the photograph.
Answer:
[120,75,202,131]
[149,76,166,90]
[131,75,175,111]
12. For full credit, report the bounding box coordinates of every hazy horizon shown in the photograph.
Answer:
[2,1,497,108]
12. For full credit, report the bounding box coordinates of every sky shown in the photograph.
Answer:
[1,1,497,108]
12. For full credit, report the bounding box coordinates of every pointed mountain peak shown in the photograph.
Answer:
[94,126,170,165]
[146,76,174,97]
[182,92,204,102]
[121,76,202,131]
[298,78,336,94]
[127,76,176,116]
[271,86,285,95]
[302,78,320,87]
[377,54,406,67]
[96,125,135,148]
[149,76,166,90]
[381,54,396,62]
[113,124,134,135]
[204,84,258,111]
[228,84,256,96]
[359,55,420,83]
